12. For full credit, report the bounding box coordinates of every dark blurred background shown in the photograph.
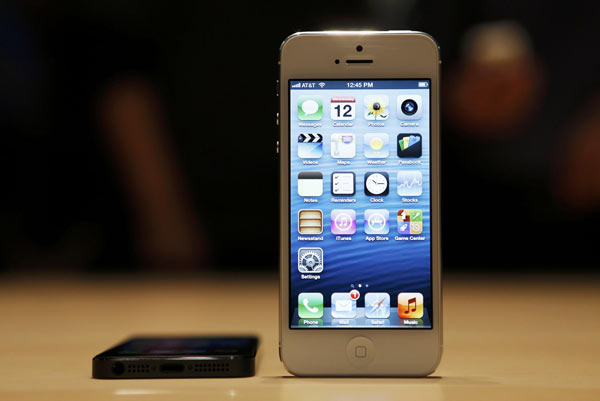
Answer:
[1,0,598,275]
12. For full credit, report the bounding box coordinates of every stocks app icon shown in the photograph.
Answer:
[330,209,356,235]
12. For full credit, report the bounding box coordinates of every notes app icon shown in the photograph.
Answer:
[397,292,423,319]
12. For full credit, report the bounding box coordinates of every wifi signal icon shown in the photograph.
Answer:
[318,82,326,88]
[397,171,423,196]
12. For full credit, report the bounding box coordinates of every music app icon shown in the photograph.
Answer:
[397,292,423,319]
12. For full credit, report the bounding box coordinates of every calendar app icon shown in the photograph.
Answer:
[330,96,356,120]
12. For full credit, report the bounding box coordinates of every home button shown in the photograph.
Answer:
[346,336,375,367]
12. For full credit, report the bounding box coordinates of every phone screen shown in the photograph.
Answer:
[288,79,433,329]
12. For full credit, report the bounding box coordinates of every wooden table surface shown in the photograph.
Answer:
[0,273,598,400]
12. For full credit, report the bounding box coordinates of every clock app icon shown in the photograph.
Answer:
[364,172,389,196]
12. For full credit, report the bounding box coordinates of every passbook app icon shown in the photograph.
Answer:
[397,292,423,319]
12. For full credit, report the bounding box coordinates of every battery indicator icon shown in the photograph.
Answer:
[418,81,429,88]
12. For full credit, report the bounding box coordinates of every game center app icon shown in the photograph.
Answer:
[297,96,322,120]
[298,133,323,158]
[330,209,356,235]
[298,247,323,273]
[364,209,389,235]
[397,209,423,235]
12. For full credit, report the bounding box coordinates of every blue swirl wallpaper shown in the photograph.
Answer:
[289,80,432,329]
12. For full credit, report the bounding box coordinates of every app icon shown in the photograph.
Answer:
[397,209,423,235]
[330,96,356,120]
[397,171,423,196]
[298,96,322,120]
[298,133,323,159]
[397,134,422,158]
[331,293,357,318]
[398,292,424,319]
[364,95,389,120]
[364,209,390,235]
[365,293,391,318]
[330,133,356,158]
[298,247,323,273]
[331,172,355,196]
[298,210,323,235]
[364,172,389,196]
[298,293,323,318]
[364,133,389,158]
[331,209,356,235]
[298,172,323,197]
[397,95,422,120]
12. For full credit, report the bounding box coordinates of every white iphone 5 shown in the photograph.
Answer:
[278,31,442,376]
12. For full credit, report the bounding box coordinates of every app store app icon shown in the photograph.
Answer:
[364,209,389,235]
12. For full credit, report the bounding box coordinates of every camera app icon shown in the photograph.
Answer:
[397,95,422,120]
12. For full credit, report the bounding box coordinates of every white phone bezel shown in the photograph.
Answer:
[279,31,442,376]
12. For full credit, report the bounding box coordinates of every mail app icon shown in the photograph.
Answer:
[331,293,357,318]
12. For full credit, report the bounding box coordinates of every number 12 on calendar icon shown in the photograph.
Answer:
[330,96,356,120]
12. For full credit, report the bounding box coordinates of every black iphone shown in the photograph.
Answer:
[92,336,258,379]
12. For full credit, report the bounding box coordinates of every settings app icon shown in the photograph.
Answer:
[298,248,324,273]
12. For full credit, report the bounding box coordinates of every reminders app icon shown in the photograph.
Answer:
[298,133,323,159]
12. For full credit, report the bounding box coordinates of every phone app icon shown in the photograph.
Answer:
[364,209,389,235]
[330,133,356,158]
[364,133,389,158]
[365,293,390,318]
[298,293,323,318]
[364,172,389,196]
[397,209,423,235]
[298,133,323,159]
[298,172,323,197]
[298,96,322,120]
[397,171,423,196]
[298,247,323,273]
[298,210,323,235]
[331,172,355,196]
[331,293,357,318]
[398,292,424,319]
[330,96,356,120]
[364,95,389,120]
[397,134,422,158]
[397,95,422,120]
[330,209,356,235]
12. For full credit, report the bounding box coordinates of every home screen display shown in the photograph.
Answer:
[289,79,432,329]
